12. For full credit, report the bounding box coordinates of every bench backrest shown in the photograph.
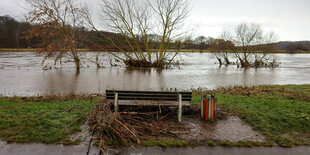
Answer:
[106,90,192,101]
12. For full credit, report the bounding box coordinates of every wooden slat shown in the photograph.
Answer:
[106,94,192,98]
[107,96,192,101]
[106,90,192,95]
[105,90,192,101]
[106,92,192,97]
[119,97,191,101]
[117,100,190,106]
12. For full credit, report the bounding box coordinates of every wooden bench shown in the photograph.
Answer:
[106,90,192,122]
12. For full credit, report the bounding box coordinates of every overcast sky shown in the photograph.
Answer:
[1,0,309,41]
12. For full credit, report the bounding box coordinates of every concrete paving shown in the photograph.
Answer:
[118,146,310,155]
[0,141,100,155]
[1,141,310,155]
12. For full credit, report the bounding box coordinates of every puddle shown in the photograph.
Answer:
[70,121,95,145]
[178,115,265,142]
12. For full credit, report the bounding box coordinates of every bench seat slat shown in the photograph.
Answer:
[117,100,190,106]
[107,97,192,101]
[106,90,191,95]
[106,93,192,98]
[106,90,192,101]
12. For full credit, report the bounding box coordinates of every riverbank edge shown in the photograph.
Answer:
[1,48,310,53]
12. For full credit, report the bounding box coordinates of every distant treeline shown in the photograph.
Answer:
[0,15,214,50]
[0,15,136,49]
[0,15,36,48]
[276,41,310,53]
[1,15,309,52]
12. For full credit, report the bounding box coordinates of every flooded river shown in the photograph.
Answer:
[0,51,309,96]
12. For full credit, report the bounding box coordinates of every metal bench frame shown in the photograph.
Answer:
[106,90,192,122]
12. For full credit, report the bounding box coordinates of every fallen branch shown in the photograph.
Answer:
[114,118,141,144]
[88,100,187,150]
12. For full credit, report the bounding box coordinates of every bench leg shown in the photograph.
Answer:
[114,93,118,112]
[178,94,182,122]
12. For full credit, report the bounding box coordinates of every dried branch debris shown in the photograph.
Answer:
[88,100,188,150]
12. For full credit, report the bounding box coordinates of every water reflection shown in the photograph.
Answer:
[39,70,81,95]
[0,52,310,96]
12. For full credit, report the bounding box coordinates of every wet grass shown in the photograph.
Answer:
[205,140,216,146]
[0,96,100,144]
[141,139,188,147]
[192,84,310,147]
[219,140,268,147]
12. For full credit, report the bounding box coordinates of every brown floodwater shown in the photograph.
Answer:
[0,51,310,96]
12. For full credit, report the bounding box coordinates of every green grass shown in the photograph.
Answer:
[1,84,309,147]
[219,140,269,147]
[205,140,216,146]
[0,96,100,144]
[142,139,188,147]
[192,85,310,147]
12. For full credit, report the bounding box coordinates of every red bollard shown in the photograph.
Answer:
[205,97,209,121]
[201,95,218,122]
[202,97,206,120]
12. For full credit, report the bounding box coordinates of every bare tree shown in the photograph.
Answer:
[183,36,194,49]
[212,23,278,68]
[25,0,86,71]
[252,32,277,67]
[84,0,190,68]
[205,37,215,46]
[210,39,234,65]
[228,23,277,67]
[194,35,207,50]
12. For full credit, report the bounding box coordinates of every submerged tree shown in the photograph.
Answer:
[210,39,235,65]
[25,0,86,71]
[215,23,278,68]
[84,0,191,68]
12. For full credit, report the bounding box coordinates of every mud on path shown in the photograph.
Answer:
[177,115,265,142]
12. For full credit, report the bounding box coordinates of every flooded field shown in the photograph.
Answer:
[0,51,310,96]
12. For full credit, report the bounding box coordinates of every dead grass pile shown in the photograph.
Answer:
[8,94,103,102]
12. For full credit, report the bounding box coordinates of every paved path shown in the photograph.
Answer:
[118,146,310,155]
[0,141,99,155]
[1,141,310,155]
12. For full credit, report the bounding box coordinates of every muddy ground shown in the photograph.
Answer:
[176,115,265,142]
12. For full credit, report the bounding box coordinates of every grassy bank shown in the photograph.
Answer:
[0,96,100,144]
[0,85,309,147]
[192,85,310,147]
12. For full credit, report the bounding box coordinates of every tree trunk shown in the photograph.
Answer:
[75,58,80,71]
[217,58,222,66]
[224,57,230,64]
[72,52,80,71]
